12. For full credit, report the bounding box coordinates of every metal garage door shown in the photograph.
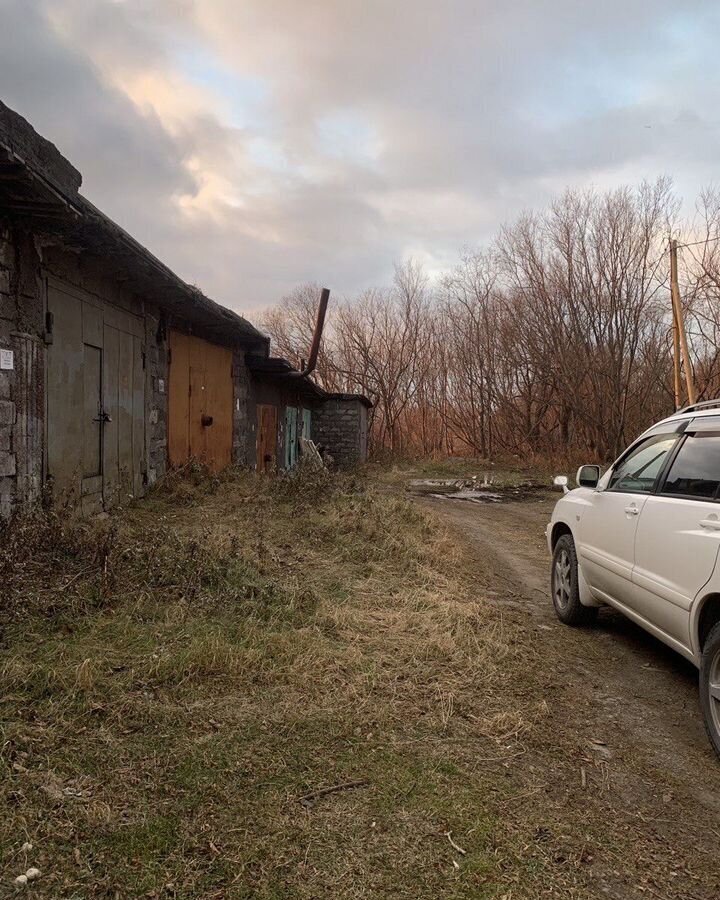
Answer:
[46,279,146,513]
[167,331,233,472]
[256,404,278,473]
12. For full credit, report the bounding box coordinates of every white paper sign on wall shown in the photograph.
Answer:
[0,349,13,371]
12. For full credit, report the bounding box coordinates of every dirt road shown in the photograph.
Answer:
[422,492,720,899]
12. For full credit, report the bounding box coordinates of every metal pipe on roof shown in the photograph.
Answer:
[299,287,330,377]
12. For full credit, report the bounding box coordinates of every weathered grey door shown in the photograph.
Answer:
[301,408,312,441]
[102,319,145,505]
[47,279,145,512]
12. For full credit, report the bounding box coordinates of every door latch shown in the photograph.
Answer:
[94,411,112,424]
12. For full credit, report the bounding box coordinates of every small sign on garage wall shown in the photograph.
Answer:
[0,349,14,370]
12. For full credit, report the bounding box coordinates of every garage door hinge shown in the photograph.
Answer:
[142,351,146,370]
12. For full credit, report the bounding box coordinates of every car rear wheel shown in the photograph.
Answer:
[699,622,720,759]
[551,534,598,627]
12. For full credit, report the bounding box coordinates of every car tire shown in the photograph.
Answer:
[551,534,598,627]
[699,622,720,759]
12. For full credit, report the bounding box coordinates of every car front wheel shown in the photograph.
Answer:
[699,622,720,759]
[551,534,598,627]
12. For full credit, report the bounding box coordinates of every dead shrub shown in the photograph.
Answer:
[268,458,364,507]
[0,504,117,622]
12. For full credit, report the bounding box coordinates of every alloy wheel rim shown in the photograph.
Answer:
[554,548,572,611]
[708,649,720,738]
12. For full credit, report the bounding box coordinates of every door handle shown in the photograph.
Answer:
[93,411,112,424]
[624,506,640,516]
[700,518,720,531]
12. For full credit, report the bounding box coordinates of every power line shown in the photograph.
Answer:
[676,235,720,250]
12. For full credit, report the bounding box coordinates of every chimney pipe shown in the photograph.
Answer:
[300,287,330,377]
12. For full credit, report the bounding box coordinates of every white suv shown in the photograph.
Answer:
[548,401,720,757]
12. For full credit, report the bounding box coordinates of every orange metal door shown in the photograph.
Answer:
[168,331,233,472]
[256,405,278,473]
[203,344,234,471]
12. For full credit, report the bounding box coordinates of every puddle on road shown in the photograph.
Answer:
[430,489,504,503]
[406,478,551,504]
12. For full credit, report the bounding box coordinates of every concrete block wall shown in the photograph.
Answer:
[0,226,21,519]
[232,350,252,466]
[146,313,169,486]
[0,225,45,518]
[313,398,368,467]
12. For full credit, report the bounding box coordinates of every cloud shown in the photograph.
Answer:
[1,0,719,313]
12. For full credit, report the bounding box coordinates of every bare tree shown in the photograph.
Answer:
[259,179,705,463]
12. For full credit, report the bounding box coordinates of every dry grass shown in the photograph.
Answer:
[0,465,584,897]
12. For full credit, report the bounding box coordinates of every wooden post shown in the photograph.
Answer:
[670,238,696,406]
[672,299,682,410]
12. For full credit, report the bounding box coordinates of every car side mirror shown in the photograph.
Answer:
[576,464,601,489]
[553,475,569,494]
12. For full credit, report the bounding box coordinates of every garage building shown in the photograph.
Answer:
[0,100,368,518]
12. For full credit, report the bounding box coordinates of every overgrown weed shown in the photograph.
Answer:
[0,463,535,898]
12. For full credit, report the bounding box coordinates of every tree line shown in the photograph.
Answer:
[261,178,720,462]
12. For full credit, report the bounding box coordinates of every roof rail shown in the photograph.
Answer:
[678,398,720,414]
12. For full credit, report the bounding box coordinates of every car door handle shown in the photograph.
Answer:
[624,506,640,516]
[700,518,720,531]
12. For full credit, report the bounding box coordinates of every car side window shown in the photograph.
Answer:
[607,434,678,494]
[661,433,720,500]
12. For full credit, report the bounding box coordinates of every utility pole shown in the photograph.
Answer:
[670,237,696,407]
[671,291,682,411]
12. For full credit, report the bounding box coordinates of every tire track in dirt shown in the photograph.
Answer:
[420,494,720,898]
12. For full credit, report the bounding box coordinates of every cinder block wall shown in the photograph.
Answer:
[0,225,44,518]
[313,398,368,467]
[146,312,169,486]
[232,351,252,467]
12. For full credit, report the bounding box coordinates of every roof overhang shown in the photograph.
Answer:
[247,355,372,406]
[0,100,268,351]
[248,354,326,400]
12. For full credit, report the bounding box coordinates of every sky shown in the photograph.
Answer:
[1,0,720,314]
